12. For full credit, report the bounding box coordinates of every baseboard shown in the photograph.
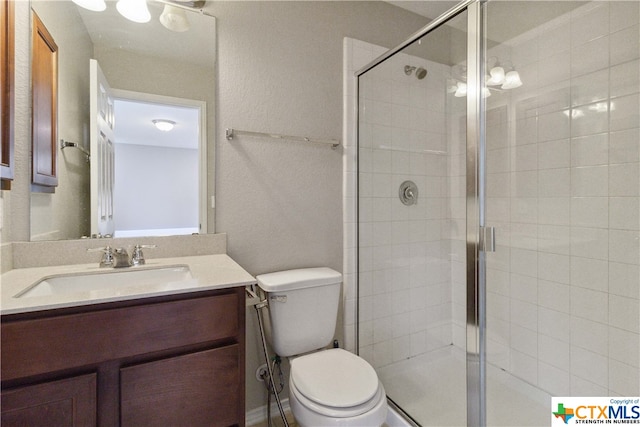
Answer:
[245,398,291,426]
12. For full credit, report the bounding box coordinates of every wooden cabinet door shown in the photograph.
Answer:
[121,345,241,427]
[31,11,58,188]
[1,373,97,427]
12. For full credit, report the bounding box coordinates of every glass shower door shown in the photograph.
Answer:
[356,7,472,426]
[483,0,640,425]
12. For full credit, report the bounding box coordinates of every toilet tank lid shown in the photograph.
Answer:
[256,268,342,292]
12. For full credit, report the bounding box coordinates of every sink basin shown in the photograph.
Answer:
[16,265,193,298]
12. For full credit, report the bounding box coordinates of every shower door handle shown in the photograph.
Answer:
[480,226,496,253]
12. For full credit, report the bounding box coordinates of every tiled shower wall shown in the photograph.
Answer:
[344,38,456,368]
[482,1,640,396]
[345,0,639,398]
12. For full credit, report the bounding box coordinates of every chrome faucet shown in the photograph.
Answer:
[87,246,115,268]
[131,244,157,266]
[112,248,131,268]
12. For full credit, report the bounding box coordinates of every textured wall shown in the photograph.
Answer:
[213,1,428,414]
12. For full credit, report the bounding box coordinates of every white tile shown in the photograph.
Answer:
[610,1,640,33]
[507,274,538,302]
[539,21,570,58]
[609,197,640,231]
[571,316,608,356]
[538,252,570,284]
[512,198,539,224]
[571,227,609,261]
[571,375,608,396]
[571,133,608,167]
[538,111,570,142]
[610,93,640,132]
[609,128,640,164]
[539,168,570,197]
[538,51,570,86]
[510,324,537,356]
[571,36,609,77]
[571,197,608,229]
[538,334,570,371]
[538,139,570,170]
[372,149,392,174]
[571,257,608,292]
[571,68,608,107]
[511,248,538,278]
[609,163,639,197]
[609,359,640,396]
[511,299,538,331]
[539,225,571,255]
[538,307,571,340]
[513,144,538,172]
[571,287,608,324]
[609,229,640,265]
[571,1,609,46]
[539,362,571,396]
[571,346,609,387]
[510,223,537,251]
[538,280,571,314]
[538,198,570,226]
[516,116,537,145]
[512,171,538,198]
[572,104,609,137]
[609,262,640,299]
[487,292,510,322]
[609,294,639,333]
[571,165,608,197]
[610,24,640,66]
[610,59,640,99]
[609,326,640,368]
[510,350,538,386]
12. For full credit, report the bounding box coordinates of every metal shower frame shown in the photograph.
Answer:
[354,0,488,425]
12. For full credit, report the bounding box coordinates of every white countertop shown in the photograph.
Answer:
[1,254,256,315]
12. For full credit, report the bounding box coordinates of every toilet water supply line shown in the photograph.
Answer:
[246,286,290,427]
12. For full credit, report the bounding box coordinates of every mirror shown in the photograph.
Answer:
[28,0,215,241]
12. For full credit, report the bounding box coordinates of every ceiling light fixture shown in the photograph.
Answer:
[116,0,151,23]
[72,0,107,12]
[152,119,176,132]
[159,4,190,32]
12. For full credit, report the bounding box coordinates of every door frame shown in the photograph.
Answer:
[110,88,208,235]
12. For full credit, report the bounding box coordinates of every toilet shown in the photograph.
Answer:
[256,267,387,427]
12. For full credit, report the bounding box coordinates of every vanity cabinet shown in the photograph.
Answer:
[1,287,246,427]
[1,373,97,426]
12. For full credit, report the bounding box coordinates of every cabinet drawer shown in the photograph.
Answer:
[121,345,241,427]
[1,373,96,427]
[2,292,238,381]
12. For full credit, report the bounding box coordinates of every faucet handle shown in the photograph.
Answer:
[88,246,114,268]
[131,244,157,266]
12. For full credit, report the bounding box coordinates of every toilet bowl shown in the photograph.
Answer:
[288,349,387,427]
[256,268,387,427]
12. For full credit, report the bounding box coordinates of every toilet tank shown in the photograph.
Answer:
[256,268,342,357]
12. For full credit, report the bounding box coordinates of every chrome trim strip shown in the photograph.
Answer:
[354,0,476,77]
[466,1,487,426]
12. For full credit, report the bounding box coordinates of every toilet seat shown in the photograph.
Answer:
[290,377,385,418]
[290,349,384,418]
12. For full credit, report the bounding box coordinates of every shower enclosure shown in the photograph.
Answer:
[349,0,640,425]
